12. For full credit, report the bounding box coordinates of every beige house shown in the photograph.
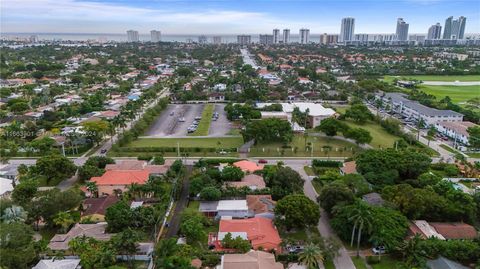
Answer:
[218,250,283,269]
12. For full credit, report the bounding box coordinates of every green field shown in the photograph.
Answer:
[129,137,244,148]
[189,104,214,136]
[352,257,368,269]
[418,84,480,104]
[384,75,480,82]
[343,119,399,149]
[250,134,361,157]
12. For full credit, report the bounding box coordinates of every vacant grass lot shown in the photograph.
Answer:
[384,75,480,82]
[189,104,214,136]
[342,119,399,149]
[250,135,361,157]
[418,84,480,104]
[129,137,244,148]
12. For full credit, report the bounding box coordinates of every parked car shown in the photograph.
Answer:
[170,111,174,116]
[258,159,268,164]
[286,245,304,253]
[178,117,186,122]
[194,116,202,120]
[100,149,107,154]
[372,246,386,255]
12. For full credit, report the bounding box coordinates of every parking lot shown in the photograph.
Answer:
[144,103,231,137]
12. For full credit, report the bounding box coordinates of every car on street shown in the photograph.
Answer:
[170,111,174,116]
[100,149,107,154]
[178,117,185,122]
[258,159,268,164]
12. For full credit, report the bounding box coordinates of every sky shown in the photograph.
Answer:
[1,0,480,34]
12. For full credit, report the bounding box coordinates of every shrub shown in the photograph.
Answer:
[312,160,342,168]
[137,154,153,161]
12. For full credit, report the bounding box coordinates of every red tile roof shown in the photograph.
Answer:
[219,217,282,251]
[429,222,478,240]
[233,161,264,173]
[90,170,150,185]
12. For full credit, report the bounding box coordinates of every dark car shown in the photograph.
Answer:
[258,159,268,164]
[100,149,107,154]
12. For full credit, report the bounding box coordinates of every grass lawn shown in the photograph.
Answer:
[439,144,462,154]
[352,257,368,269]
[278,226,321,243]
[418,84,480,104]
[189,104,214,136]
[250,135,361,157]
[304,166,316,176]
[467,152,480,158]
[324,259,336,269]
[312,179,323,194]
[342,119,399,149]
[129,137,244,148]
[369,256,404,269]
[384,75,480,82]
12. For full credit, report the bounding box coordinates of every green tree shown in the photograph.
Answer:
[243,118,293,144]
[275,194,320,230]
[395,234,426,268]
[467,126,480,148]
[221,166,244,181]
[344,128,372,145]
[427,126,436,146]
[11,180,38,207]
[345,104,374,124]
[2,205,27,223]
[299,243,324,269]
[32,154,77,185]
[221,232,251,253]
[199,186,221,201]
[53,211,75,233]
[111,228,141,266]
[318,182,355,214]
[0,223,37,269]
[180,211,207,243]
[316,118,348,137]
[79,165,104,182]
[105,201,133,232]
[348,201,374,257]
[82,120,109,145]
[265,166,304,200]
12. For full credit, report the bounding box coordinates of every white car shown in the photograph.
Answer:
[372,246,386,255]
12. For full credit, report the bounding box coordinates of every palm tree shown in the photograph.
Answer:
[53,211,74,233]
[348,201,374,257]
[86,181,98,198]
[2,205,27,223]
[298,243,324,269]
[395,234,426,268]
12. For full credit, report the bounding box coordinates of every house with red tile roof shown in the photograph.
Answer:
[408,220,478,240]
[233,160,264,173]
[90,170,150,195]
[225,174,266,190]
[209,217,282,252]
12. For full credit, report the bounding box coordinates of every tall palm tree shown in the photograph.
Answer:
[348,201,374,257]
[299,243,324,269]
[2,205,27,223]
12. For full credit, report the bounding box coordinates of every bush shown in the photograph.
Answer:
[138,154,153,161]
[312,160,342,168]
[152,155,165,165]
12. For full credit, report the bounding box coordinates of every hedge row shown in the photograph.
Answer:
[117,147,238,153]
[312,159,343,167]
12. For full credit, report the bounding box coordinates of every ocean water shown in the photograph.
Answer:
[1,32,320,43]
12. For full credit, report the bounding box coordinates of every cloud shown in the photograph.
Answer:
[1,0,307,33]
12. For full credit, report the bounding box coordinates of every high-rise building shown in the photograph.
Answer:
[127,30,139,42]
[259,34,274,45]
[395,18,409,41]
[283,29,290,44]
[452,16,467,39]
[198,35,207,44]
[339,17,355,43]
[299,28,310,44]
[443,16,453,39]
[273,29,280,44]
[355,34,369,42]
[150,30,161,42]
[443,16,467,40]
[320,33,338,45]
[237,35,251,45]
[427,23,442,39]
[213,36,222,44]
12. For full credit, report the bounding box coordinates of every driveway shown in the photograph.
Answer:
[291,163,356,269]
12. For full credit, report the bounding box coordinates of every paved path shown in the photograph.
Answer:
[291,163,356,269]
[165,166,191,238]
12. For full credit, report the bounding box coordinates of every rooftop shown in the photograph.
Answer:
[33,259,81,269]
[381,93,463,118]
[48,222,113,250]
[90,170,150,186]
[256,102,336,117]
[82,196,119,217]
[221,250,283,269]
[225,174,266,190]
[217,200,249,211]
[246,195,276,215]
[233,160,264,173]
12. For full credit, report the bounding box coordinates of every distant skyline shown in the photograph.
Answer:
[2,0,480,34]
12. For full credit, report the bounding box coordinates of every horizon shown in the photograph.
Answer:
[2,0,480,34]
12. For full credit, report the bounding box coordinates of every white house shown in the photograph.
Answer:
[434,121,477,146]
[256,102,336,128]
[199,200,250,219]
[378,93,463,125]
